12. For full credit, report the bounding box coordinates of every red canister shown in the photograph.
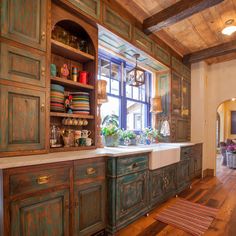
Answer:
[79,71,88,84]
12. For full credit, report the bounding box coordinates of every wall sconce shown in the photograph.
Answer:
[150,97,163,114]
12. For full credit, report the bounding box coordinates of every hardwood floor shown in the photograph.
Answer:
[116,159,236,236]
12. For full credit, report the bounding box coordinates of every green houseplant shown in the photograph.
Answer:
[101,124,120,147]
[120,130,137,145]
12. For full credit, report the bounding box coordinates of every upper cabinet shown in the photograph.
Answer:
[0,43,46,87]
[0,85,46,152]
[1,0,47,51]
[154,45,171,66]
[133,28,153,54]
[102,5,132,41]
[68,0,101,20]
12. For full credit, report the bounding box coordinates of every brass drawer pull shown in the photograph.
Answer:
[41,32,46,40]
[41,67,45,76]
[87,167,96,175]
[37,175,51,185]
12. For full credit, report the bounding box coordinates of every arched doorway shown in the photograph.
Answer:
[216,98,236,172]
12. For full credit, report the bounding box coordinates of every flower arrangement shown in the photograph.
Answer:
[142,128,160,144]
[227,144,236,153]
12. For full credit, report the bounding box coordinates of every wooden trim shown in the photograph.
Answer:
[143,0,223,33]
[183,39,236,64]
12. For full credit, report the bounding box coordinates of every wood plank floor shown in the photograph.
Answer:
[116,159,236,236]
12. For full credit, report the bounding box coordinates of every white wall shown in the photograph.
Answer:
[191,59,236,174]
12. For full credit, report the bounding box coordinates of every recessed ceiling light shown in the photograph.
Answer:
[222,26,236,35]
[222,19,236,35]
[232,98,236,101]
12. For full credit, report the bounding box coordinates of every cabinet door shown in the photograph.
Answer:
[0,43,46,87]
[177,160,190,192]
[74,181,106,236]
[182,78,190,117]
[0,85,46,152]
[171,72,182,116]
[150,169,164,206]
[189,157,195,180]
[116,171,148,222]
[1,0,47,51]
[194,156,202,177]
[163,165,176,197]
[11,189,70,236]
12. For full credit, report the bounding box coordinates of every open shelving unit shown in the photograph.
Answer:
[50,18,97,152]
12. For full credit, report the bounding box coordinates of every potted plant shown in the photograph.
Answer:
[120,130,137,146]
[101,124,120,147]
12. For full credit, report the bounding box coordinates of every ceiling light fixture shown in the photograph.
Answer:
[222,19,236,36]
[127,54,146,87]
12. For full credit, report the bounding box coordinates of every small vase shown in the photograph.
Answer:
[104,135,119,147]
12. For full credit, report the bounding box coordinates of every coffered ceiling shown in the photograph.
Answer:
[118,0,236,64]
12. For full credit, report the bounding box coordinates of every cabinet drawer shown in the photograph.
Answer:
[10,166,70,196]
[180,146,193,160]
[117,155,148,176]
[74,158,105,181]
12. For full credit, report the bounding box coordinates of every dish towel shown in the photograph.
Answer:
[160,120,170,137]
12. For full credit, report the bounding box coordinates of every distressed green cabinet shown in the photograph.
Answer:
[1,0,47,51]
[116,171,148,222]
[107,154,149,234]
[176,159,190,193]
[74,181,106,236]
[74,158,106,236]
[193,144,203,177]
[149,169,164,207]
[0,85,46,152]
[0,43,46,87]
[10,189,70,236]
[68,0,101,19]
[162,165,177,198]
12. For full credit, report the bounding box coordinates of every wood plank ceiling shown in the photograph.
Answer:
[118,0,236,64]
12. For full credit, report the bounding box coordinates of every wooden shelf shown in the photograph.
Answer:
[50,112,94,119]
[50,146,96,153]
[51,77,94,90]
[51,39,95,63]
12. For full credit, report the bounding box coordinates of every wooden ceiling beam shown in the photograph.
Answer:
[183,39,236,64]
[143,0,224,34]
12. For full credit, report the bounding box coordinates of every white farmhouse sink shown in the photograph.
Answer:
[149,145,180,170]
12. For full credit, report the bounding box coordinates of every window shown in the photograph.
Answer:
[98,52,151,131]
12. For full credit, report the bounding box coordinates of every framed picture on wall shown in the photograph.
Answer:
[231,111,236,134]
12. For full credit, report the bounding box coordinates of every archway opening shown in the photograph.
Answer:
[216,98,236,173]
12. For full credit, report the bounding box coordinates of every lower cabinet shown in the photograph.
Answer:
[106,154,149,234]
[176,159,190,193]
[74,181,106,236]
[116,171,148,222]
[150,164,177,207]
[11,189,70,236]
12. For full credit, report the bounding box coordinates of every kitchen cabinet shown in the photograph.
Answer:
[116,171,148,222]
[0,85,46,152]
[0,43,46,87]
[74,181,106,236]
[107,154,149,234]
[176,159,190,193]
[11,189,70,236]
[193,143,203,178]
[74,158,106,236]
[1,0,47,51]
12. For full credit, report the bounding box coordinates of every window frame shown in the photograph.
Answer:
[98,51,152,132]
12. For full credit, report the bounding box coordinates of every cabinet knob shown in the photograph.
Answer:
[41,32,46,40]
[41,67,45,76]
[41,104,45,112]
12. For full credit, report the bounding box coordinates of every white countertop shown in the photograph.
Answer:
[0,143,195,169]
